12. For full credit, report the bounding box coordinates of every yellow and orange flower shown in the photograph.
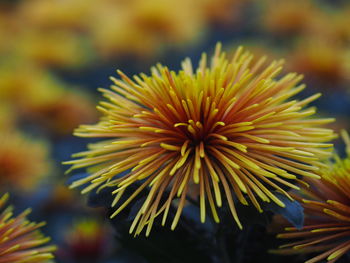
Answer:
[273,130,350,262]
[0,130,52,192]
[0,193,56,262]
[66,44,335,236]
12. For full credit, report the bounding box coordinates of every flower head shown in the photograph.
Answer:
[66,43,334,236]
[273,130,350,263]
[286,40,348,86]
[262,0,316,36]
[0,193,56,262]
[0,61,96,136]
[30,90,97,136]
[0,130,52,192]
[61,218,112,262]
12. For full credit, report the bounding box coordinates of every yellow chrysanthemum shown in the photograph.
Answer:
[0,193,56,263]
[273,131,350,263]
[66,44,335,236]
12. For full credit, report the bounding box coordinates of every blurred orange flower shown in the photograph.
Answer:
[0,130,52,192]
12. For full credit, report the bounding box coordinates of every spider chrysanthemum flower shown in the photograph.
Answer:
[66,44,335,236]
[273,131,350,263]
[0,193,56,262]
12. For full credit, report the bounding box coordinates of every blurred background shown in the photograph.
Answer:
[0,0,349,262]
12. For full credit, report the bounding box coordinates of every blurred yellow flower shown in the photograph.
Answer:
[0,61,96,135]
[2,0,247,61]
[261,0,316,36]
[0,130,52,192]
[14,30,92,69]
[286,40,348,86]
